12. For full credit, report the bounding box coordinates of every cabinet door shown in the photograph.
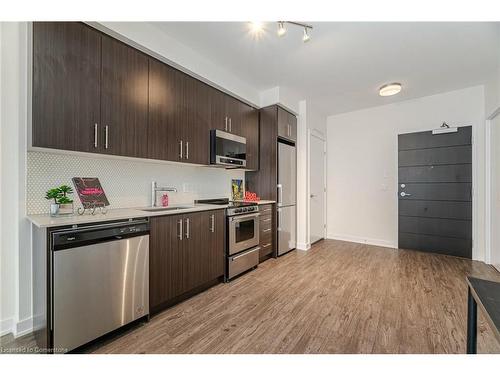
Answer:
[225,96,242,135]
[149,215,185,310]
[32,22,101,152]
[101,35,149,158]
[241,103,259,170]
[288,112,297,142]
[148,58,185,162]
[277,106,289,140]
[205,210,225,281]
[184,210,225,291]
[183,78,211,165]
[210,88,227,132]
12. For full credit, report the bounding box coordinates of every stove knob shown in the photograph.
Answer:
[235,208,242,213]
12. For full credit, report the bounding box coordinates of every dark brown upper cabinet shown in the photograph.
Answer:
[33,22,258,167]
[241,103,259,170]
[210,89,243,136]
[100,35,149,158]
[32,22,101,152]
[148,58,211,165]
[277,106,297,142]
[148,58,185,162]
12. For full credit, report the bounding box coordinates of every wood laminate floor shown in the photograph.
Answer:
[3,240,500,354]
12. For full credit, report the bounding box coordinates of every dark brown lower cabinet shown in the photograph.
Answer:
[149,210,224,313]
[258,204,276,261]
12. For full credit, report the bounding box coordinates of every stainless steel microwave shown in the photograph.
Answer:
[210,129,246,168]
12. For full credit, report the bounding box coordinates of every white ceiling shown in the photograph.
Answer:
[151,22,500,116]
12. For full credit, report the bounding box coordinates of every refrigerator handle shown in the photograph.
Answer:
[277,208,282,231]
[277,184,283,205]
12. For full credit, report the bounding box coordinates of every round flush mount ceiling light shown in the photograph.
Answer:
[379,83,402,96]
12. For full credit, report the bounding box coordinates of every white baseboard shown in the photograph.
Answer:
[14,317,33,338]
[1,318,14,337]
[328,233,397,249]
[296,242,311,251]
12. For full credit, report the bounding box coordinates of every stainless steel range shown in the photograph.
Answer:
[196,199,260,280]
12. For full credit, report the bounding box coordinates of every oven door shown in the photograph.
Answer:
[228,213,260,255]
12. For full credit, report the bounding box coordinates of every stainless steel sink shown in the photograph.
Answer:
[140,206,194,212]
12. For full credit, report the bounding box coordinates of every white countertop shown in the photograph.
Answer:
[27,204,228,228]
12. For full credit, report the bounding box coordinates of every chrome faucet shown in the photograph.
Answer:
[151,181,177,207]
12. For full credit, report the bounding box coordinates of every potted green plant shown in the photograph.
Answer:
[45,185,74,216]
[57,185,74,215]
[45,188,61,216]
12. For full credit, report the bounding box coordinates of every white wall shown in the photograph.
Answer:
[0,22,29,337]
[326,86,486,260]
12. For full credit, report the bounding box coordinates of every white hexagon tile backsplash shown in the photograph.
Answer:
[26,151,243,215]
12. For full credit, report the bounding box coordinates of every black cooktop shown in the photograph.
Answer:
[195,198,257,207]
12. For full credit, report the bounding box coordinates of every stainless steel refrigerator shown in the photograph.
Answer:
[277,141,297,256]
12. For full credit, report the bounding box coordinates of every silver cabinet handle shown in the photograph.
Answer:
[400,192,412,197]
[287,124,290,137]
[277,184,283,205]
[225,116,228,131]
[262,218,272,223]
[94,123,98,148]
[177,219,183,240]
[179,140,183,159]
[185,218,190,239]
[210,214,215,232]
[263,228,271,233]
[185,141,189,160]
[104,125,109,149]
[229,117,232,132]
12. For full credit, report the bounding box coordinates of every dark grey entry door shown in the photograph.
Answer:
[398,126,472,258]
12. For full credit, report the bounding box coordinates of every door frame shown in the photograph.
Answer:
[308,129,327,244]
[396,125,475,258]
[486,105,500,267]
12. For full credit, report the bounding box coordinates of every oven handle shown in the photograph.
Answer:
[231,246,261,260]
[230,213,261,221]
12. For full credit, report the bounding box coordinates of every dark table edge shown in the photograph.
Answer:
[466,276,500,345]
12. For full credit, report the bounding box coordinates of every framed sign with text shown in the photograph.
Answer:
[72,177,109,208]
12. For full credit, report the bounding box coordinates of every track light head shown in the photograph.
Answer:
[277,22,287,37]
[302,27,311,42]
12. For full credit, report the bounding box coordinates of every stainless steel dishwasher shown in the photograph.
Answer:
[51,219,149,352]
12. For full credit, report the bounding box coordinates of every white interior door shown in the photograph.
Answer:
[310,133,326,244]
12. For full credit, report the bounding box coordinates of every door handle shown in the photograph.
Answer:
[177,219,183,240]
[277,184,283,205]
[310,194,317,198]
[225,117,228,131]
[104,125,109,149]
[185,218,190,239]
[185,141,189,160]
[179,140,183,159]
[94,123,98,148]
[229,117,232,132]
[400,192,412,197]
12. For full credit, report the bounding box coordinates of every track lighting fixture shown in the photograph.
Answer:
[302,27,311,42]
[277,21,287,37]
